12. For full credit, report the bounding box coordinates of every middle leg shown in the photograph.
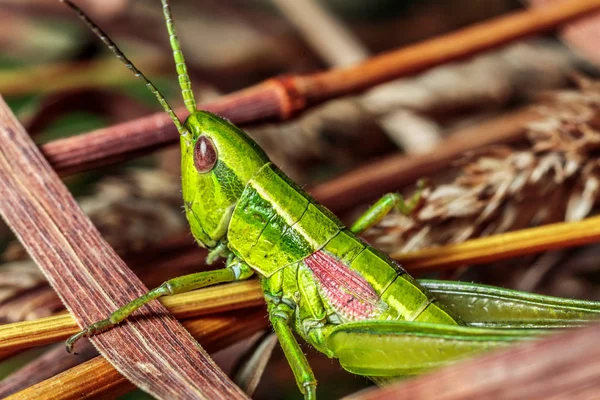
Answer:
[350,181,425,235]
[268,300,317,400]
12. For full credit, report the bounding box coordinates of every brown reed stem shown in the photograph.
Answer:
[40,0,599,177]
[311,107,539,212]
[0,97,246,399]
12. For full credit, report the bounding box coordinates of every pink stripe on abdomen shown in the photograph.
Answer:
[305,251,381,321]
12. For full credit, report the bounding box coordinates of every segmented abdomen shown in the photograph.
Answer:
[312,230,460,324]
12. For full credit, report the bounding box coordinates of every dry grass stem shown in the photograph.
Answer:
[0,97,246,399]
[0,314,77,356]
[39,0,599,177]
[271,0,440,153]
[0,280,263,354]
[7,356,127,400]
[6,309,269,400]
[395,215,600,271]
[0,340,99,397]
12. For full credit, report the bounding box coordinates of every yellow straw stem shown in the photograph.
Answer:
[395,216,600,271]
[0,280,262,354]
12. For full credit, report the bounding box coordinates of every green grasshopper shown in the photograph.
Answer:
[62,1,600,398]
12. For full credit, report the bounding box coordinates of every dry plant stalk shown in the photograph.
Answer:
[0,341,103,398]
[38,0,600,177]
[0,97,246,399]
[0,341,101,398]
[0,280,263,354]
[394,215,600,271]
[314,107,541,212]
[6,309,269,400]
[347,322,600,400]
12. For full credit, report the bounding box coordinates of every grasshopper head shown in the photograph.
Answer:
[181,111,269,248]
[62,1,269,249]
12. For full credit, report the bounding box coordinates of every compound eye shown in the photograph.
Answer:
[193,136,217,173]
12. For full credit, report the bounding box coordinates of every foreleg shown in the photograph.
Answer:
[66,258,253,353]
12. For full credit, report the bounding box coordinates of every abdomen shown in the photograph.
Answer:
[317,230,461,325]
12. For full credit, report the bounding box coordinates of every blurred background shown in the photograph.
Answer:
[1,0,600,398]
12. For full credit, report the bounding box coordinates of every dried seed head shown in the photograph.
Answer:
[363,78,600,255]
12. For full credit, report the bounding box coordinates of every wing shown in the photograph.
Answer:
[326,320,545,376]
[304,250,387,321]
[421,279,600,328]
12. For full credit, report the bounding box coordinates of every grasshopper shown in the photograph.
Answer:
[62,1,600,398]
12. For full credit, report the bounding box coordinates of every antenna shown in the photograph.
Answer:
[160,0,197,114]
[61,0,190,139]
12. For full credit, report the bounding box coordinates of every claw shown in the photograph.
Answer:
[66,329,87,355]
[65,319,112,354]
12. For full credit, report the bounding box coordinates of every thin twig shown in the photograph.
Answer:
[0,341,99,397]
[40,0,600,176]
[272,0,443,153]
[0,97,246,399]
